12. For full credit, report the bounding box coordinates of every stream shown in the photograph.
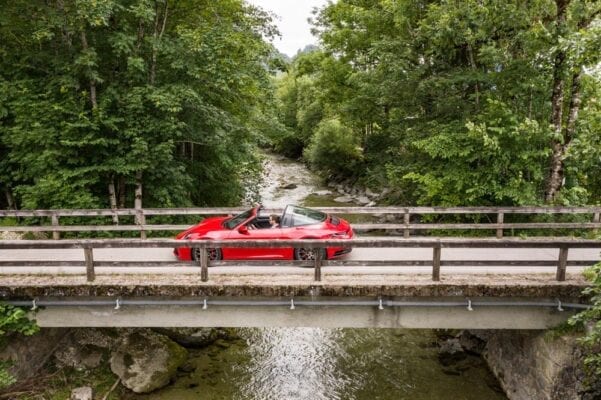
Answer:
[137,153,506,400]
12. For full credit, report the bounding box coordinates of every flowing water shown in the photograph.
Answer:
[138,153,506,400]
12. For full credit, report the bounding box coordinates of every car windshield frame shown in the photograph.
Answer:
[281,205,327,228]
[222,208,255,230]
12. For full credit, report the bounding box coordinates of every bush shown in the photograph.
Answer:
[0,303,39,389]
[303,119,363,178]
[569,263,601,379]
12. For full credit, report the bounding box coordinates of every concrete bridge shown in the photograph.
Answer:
[1,206,600,330]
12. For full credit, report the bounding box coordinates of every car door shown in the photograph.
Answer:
[226,224,289,259]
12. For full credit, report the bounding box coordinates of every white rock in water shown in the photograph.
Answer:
[356,196,371,205]
[71,387,93,400]
[313,190,333,196]
[334,196,353,203]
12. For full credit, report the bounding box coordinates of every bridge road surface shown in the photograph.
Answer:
[1,236,600,276]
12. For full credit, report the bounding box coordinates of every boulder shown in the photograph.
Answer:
[334,196,353,203]
[355,196,371,205]
[365,188,377,198]
[54,328,120,370]
[110,330,187,393]
[54,345,103,370]
[457,330,486,355]
[153,328,223,348]
[70,387,92,400]
[0,328,71,381]
[313,190,333,196]
[438,338,467,366]
[280,183,297,190]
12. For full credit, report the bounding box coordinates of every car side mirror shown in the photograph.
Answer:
[238,225,249,234]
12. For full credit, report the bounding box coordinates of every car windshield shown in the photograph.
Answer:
[281,205,326,227]
[223,209,254,229]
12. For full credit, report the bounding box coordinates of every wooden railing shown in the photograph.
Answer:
[1,206,601,239]
[1,238,600,283]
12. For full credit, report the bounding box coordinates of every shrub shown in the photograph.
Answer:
[303,119,363,178]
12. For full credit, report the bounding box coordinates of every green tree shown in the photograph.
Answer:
[0,0,278,210]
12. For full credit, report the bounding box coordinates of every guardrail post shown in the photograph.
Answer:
[496,212,504,239]
[594,213,600,235]
[404,211,410,238]
[136,209,146,239]
[199,247,208,282]
[556,246,568,281]
[84,247,95,282]
[51,214,60,240]
[314,248,323,282]
[432,244,441,281]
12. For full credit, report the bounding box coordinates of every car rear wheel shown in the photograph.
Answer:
[192,247,222,263]
[294,247,326,261]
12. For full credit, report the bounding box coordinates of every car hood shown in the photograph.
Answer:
[176,216,229,238]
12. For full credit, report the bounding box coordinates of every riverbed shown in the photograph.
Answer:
[136,153,506,400]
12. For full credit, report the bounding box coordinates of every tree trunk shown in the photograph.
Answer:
[134,171,143,221]
[108,180,119,224]
[118,176,126,209]
[4,187,16,210]
[467,43,480,109]
[544,0,570,202]
[150,0,168,85]
[79,30,97,109]
[134,171,146,239]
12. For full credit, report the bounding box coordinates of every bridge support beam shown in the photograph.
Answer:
[31,300,576,330]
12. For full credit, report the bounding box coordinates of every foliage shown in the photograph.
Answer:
[0,303,39,389]
[304,119,363,179]
[0,0,278,210]
[272,0,601,207]
[569,263,601,379]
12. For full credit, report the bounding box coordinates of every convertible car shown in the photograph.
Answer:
[174,205,354,261]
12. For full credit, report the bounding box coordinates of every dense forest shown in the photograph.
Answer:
[0,0,280,210]
[1,0,600,210]
[271,0,601,206]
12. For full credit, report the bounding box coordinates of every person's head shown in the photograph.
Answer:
[269,214,280,226]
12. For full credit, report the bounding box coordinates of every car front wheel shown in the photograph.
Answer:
[192,247,222,263]
[294,247,326,261]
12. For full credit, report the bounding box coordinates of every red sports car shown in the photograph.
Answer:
[174,205,354,261]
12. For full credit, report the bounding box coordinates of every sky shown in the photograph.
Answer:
[246,0,329,57]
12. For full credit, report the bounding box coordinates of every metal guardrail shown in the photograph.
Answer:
[5,298,591,311]
[1,238,600,283]
[0,206,600,239]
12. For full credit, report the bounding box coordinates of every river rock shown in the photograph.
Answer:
[334,196,353,203]
[438,338,467,366]
[54,345,103,370]
[365,188,377,198]
[153,328,223,348]
[110,330,187,393]
[457,330,486,355]
[356,196,371,205]
[70,387,92,400]
[280,183,297,190]
[54,329,119,370]
[313,190,332,196]
[0,328,71,381]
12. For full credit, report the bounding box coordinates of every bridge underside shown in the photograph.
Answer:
[1,273,589,329]
[28,298,578,329]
